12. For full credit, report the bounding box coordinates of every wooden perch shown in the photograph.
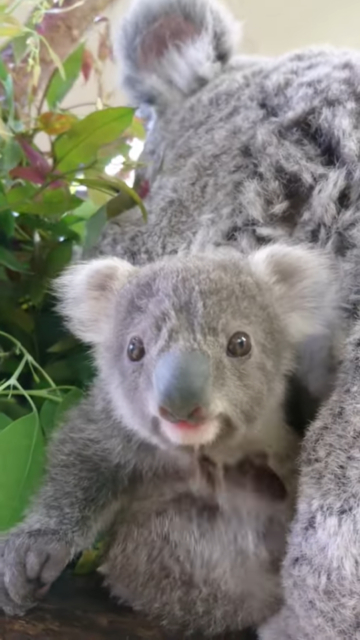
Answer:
[0,570,258,640]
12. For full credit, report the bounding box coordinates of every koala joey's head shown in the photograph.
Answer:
[56,245,338,456]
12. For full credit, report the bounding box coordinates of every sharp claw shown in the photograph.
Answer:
[35,583,51,599]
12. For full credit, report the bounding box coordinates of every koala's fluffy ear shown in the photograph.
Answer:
[249,244,340,344]
[116,0,239,108]
[54,258,136,345]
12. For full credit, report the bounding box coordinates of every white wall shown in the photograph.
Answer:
[228,0,360,55]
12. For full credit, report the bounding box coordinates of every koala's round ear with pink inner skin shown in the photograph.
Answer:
[115,0,240,108]
[248,244,341,345]
[53,258,137,345]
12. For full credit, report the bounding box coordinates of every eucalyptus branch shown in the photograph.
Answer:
[37,65,57,116]
[0,330,60,395]
[11,379,38,416]
[0,356,27,392]
[0,389,63,402]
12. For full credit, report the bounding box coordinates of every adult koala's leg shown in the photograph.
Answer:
[259,322,360,640]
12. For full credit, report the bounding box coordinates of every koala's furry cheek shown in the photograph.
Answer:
[99,361,165,447]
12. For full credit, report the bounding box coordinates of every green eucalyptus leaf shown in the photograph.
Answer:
[65,199,98,221]
[0,246,29,272]
[29,276,48,306]
[83,205,107,252]
[74,177,118,196]
[106,181,147,221]
[54,107,134,173]
[7,186,83,216]
[47,335,78,354]
[44,359,74,384]
[74,543,104,575]
[0,412,45,531]
[44,239,73,278]
[0,413,11,432]
[0,210,15,237]
[11,34,30,64]
[45,353,93,386]
[47,43,85,110]
[0,57,14,115]
[0,356,19,375]
[0,57,7,83]
[0,303,34,333]
[0,138,22,173]
[3,184,36,204]
[0,400,28,421]
[0,183,7,208]
[20,215,80,241]
[40,399,57,436]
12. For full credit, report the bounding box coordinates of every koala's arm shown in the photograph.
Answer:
[0,388,132,614]
[24,395,123,544]
[259,324,360,640]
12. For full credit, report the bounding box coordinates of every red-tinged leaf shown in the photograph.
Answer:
[9,166,46,185]
[9,166,65,190]
[47,178,67,190]
[81,49,94,82]
[38,112,78,136]
[54,178,69,190]
[17,138,52,177]
[35,14,51,36]
[137,179,150,200]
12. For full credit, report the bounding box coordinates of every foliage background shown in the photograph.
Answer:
[0,1,145,539]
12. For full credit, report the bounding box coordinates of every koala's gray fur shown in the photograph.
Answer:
[0,246,338,635]
[2,0,360,638]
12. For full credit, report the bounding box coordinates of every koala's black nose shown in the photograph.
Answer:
[153,351,210,423]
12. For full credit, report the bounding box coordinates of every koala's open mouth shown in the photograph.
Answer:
[158,416,221,447]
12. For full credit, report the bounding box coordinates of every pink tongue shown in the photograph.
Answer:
[175,421,199,430]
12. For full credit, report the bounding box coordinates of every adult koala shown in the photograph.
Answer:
[1,1,360,639]
[96,1,360,638]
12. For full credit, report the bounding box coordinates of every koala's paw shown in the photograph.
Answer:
[0,530,71,614]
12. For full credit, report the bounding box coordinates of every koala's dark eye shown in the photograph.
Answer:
[226,332,252,358]
[127,337,145,362]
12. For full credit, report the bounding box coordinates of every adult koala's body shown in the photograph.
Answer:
[99,1,360,638]
[1,1,360,639]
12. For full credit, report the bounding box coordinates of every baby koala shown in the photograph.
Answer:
[0,244,340,635]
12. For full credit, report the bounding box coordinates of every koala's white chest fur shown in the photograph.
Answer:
[201,397,301,498]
